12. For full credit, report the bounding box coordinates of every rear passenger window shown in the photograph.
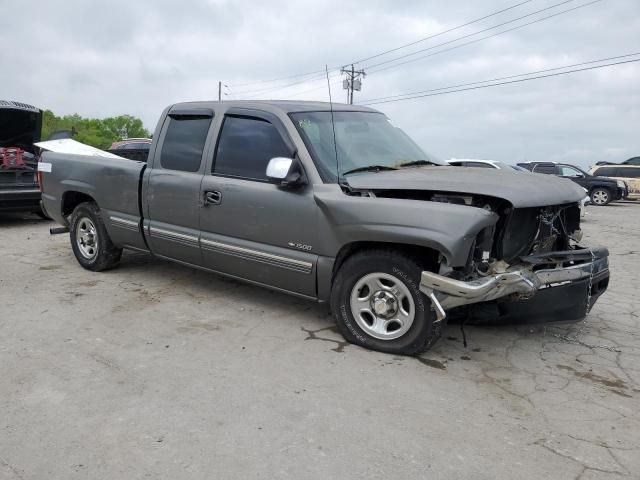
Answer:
[160,116,212,172]
[213,116,291,181]
[534,165,557,175]
[621,168,640,178]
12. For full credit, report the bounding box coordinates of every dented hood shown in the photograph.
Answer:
[345,166,585,208]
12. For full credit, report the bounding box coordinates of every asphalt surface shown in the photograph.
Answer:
[1,203,639,479]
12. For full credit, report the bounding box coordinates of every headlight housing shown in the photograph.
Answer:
[617,180,626,188]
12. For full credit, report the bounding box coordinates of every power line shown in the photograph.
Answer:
[285,78,344,99]
[231,71,332,97]
[236,0,599,98]
[359,57,640,106]
[239,72,342,99]
[228,68,327,89]
[359,52,640,104]
[352,0,538,66]
[364,0,600,73]
[227,0,542,94]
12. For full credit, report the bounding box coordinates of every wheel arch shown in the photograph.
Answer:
[317,241,442,302]
[62,191,97,218]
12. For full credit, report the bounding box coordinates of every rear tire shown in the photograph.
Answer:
[330,249,442,355]
[70,202,122,271]
[590,188,611,206]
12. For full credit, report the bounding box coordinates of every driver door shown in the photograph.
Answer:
[199,111,319,297]
[559,164,587,188]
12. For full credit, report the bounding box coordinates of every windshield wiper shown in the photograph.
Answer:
[397,160,438,168]
[341,165,398,176]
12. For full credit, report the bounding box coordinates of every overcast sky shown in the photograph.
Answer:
[2,0,638,167]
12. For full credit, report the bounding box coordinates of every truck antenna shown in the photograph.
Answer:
[326,65,340,184]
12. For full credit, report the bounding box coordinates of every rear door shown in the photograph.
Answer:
[616,167,640,198]
[145,108,214,265]
[199,109,319,297]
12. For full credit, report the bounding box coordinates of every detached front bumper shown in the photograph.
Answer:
[420,247,609,323]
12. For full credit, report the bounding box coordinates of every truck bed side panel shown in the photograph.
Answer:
[41,152,147,250]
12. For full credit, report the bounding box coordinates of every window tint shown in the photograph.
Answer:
[559,165,582,177]
[617,168,640,178]
[213,116,290,180]
[533,164,557,175]
[160,116,212,172]
[124,142,150,150]
[593,167,617,177]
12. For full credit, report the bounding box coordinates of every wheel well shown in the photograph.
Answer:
[62,191,95,217]
[331,241,441,280]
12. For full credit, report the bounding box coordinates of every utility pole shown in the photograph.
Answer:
[218,81,222,101]
[341,64,366,104]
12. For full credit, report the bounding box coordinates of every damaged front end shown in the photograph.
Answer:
[419,202,610,324]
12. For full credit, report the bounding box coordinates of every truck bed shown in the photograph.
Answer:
[40,151,147,249]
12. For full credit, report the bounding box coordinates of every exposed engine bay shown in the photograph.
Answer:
[346,186,607,323]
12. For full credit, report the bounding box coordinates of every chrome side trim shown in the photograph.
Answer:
[200,238,312,274]
[154,253,317,301]
[110,216,139,232]
[150,226,199,247]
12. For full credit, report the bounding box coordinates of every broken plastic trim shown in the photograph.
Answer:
[420,247,609,322]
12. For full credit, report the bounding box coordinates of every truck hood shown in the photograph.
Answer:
[345,166,585,208]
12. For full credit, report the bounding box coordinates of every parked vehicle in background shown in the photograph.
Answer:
[589,164,640,200]
[0,100,46,217]
[518,161,627,206]
[39,100,609,355]
[107,138,151,162]
[595,156,640,166]
[447,158,526,171]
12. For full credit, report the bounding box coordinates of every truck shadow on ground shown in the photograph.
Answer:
[112,250,575,370]
[0,212,52,226]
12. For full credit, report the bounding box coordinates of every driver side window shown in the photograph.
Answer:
[560,166,582,177]
[213,116,291,181]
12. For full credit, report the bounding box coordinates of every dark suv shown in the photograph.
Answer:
[0,100,45,216]
[518,162,626,206]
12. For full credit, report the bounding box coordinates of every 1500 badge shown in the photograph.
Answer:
[288,242,313,251]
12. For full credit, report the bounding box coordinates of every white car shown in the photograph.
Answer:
[579,187,589,217]
[447,158,527,171]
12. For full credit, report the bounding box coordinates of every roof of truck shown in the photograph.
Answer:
[0,100,40,112]
[170,100,378,114]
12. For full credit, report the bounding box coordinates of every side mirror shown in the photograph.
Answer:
[266,157,306,188]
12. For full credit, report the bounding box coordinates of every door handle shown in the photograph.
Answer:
[204,190,222,205]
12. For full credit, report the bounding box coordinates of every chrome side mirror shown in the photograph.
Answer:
[266,157,293,180]
[266,157,306,188]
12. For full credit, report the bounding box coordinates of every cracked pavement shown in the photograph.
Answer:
[1,203,639,479]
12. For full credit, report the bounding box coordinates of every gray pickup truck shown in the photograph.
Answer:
[40,100,610,355]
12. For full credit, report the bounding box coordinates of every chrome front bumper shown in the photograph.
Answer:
[420,248,609,322]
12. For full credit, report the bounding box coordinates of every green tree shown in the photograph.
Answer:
[41,111,150,149]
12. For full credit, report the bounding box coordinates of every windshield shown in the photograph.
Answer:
[290,111,444,182]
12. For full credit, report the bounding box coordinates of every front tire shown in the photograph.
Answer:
[330,249,442,355]
[590,188,611,206]
[70,202,122,271]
